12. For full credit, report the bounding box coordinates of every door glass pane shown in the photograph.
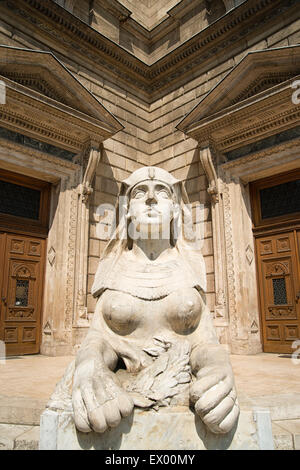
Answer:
[272,277,287,305]
[15,280,29,307]
[260,179,300,219]
[0,180,40,220]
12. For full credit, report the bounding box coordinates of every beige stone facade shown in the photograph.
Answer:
[0,0,299,356]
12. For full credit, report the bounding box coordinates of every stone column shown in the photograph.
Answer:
[199,147,229,346]
[72,143,102,348]
[41,169,81,356]
[220,168,262,354]
[199,146,262,354]
[73,144,102,325]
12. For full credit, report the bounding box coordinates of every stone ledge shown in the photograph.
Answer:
[0,395,46,426]
[39,407,263,450]
[237,393,300,421]
[1,415,299,450]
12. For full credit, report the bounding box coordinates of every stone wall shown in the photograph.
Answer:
[0,4,299,349]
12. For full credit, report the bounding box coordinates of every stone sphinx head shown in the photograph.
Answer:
[92,166,207,298]
[122,166,188,249]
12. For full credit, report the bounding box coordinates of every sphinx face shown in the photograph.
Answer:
[127,179,177,239]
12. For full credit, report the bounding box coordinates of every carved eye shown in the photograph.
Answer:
[157,188,171,199]
[132,189,146,199]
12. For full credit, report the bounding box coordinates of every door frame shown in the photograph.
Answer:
[0,169,51,355]
[0,232,47,355]
[250,169,300,353]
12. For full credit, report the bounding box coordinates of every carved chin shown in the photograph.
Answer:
[129,220,172,239]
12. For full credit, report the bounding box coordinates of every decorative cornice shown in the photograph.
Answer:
[93,0,132,23]
[218,106,300,152]
[0,0,298,102]
[221,137,300,170]
[0,136,80,170]
[1,82,110,151]
[191,91,300,151]
[10,0,149,76]
[177,40,300,153]
[0,106,81,150]
[229,72,296,106]
[0,46,124,151]
[177,46,300,135]
[148,0,298,90]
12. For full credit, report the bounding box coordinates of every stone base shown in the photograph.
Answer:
[39,406,266,450]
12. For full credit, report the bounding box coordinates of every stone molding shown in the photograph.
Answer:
[199,147,228,333]
[74,144,102,328]
[0,137,79,174]
[0,47,123,151]
[1,0,297,101]
[220,171,237,340]
[218,168,262,353]
[177,46,300,153]
[222,138,300,174]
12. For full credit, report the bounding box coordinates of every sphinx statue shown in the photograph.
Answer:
[47,166,240,438]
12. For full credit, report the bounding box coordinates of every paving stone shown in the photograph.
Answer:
[273,419,300,450]
[0,424,32,450]
[14,426,40,450]
[272,422,294,450]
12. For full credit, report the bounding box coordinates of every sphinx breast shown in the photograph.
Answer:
[101,287,202,336]
[102,290,141,335]
[165,287,202,334]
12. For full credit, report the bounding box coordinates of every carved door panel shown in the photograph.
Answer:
[256,231,300,353]
[0,232,46,355]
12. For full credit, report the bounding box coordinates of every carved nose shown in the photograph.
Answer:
[146,196,156,205]
[146,189,157,205]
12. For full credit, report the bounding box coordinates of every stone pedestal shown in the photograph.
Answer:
[39,406,268,450]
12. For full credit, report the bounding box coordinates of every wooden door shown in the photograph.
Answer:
[0,232,46,355]
[255,231,300,353]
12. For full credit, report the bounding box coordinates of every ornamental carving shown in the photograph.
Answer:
[245,245,254,265]
[267,306,294,319]
[11,263,35,279]
[1,71,69,105]
[7,307,34,319]
[230,72,295,106]
[265,261,289,278]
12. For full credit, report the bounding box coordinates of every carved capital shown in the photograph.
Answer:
[80,143,102,204]
[199,146,219,204]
